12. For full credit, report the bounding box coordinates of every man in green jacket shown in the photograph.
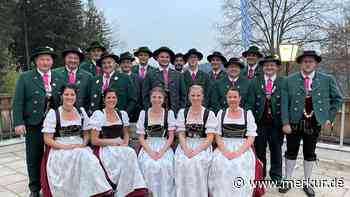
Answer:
[209,57,250,114]
[142,46,186,114]
[241,46,264,80]
[80,41,106,76]
[173,53,186,72]
[279,50,343,196]
[54,47,92,111]
[132,46,155,77]
[89,53,137,115]
[183,48,210,107]
[247,54,284,184]
[207,51,227,81]
[13,46,63,197]
[119,51,140,121]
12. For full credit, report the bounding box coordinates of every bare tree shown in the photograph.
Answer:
[320,4,350,96]
[218,0,338,56]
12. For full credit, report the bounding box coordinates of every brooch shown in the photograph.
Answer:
[96,80,100,84]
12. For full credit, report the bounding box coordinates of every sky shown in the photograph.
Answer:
[94,0,223,56]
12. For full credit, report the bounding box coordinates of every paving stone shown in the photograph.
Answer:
[3,160,26,170]
[0,190,18,197]
[5,180,29,195]
[0,155,22,164]
[0,173,27,186]
[0,165,16,177]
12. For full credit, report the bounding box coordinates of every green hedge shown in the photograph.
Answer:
[1,67,19,94]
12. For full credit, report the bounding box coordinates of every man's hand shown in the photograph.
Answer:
[324,120,332,130]
[282,124,292,134]
[15,125,26,135]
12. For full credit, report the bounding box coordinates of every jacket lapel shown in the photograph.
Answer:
[311,71,321,93]
[168,69,175,84]
[32,70,46,92]
[297,72,306,93]
[257,77,265,94]
[60,68,68,83]
[51,73,60,91]
[76,69,83,85]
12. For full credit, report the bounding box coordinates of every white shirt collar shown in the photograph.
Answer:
[159,65,169,72]
[264,74,277,82]
[91,60,97,66]
[213,69,221,75]
[37,68,51,77]
[125,71,132,76]
[229,76,239,82]
[65,66,78,74]
[139,64,148,69]
[301,71,315,79]
[104,70,115,78]
[189,67,199,75]
[248,63,258,70]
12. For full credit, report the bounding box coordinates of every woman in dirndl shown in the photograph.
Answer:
[90,88,147,197]
[41,84,113,197]
[208,87,257,197]
[137,87,176,197]
[175,85,218,197]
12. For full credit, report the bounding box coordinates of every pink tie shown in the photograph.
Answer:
[304,76,310,91]
[266,78,273,94]
[43,73,49,91]
[163,69,169,86]
[248,68,254,79]
[96,66,101,76]
[68,71,75,84]
[191,72,196,81]
[103,73,110,91]
[140,67,145,78]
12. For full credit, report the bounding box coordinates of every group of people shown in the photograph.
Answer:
[12,42,344,197]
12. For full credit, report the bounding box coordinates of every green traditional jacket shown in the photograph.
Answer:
[183,69,210,107]
[241,64,264,80]
[281,71,343,125]
[89,71,137,115]
[80,59,100,76]
[247,75,284,127]
[208,69,227,81]
[131,64,155,76]
[12,69,63,126]
[209,75,250,114]
[54,67,92,110]
[132,64,155,110]
[142,67,186,114]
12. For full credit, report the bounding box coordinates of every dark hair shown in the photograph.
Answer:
[150,87,166,98]
[60,84,78,96]
[59,84,78,107]
[226,87,240,96]
[99,88,118,110]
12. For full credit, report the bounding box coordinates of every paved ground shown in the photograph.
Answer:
[0,142,349,197]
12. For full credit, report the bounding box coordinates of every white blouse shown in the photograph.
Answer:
[176,107,218,134]
[216,108,257,137]
[136,109,176,134]
[89,109,130,131]
[42,107,90,133]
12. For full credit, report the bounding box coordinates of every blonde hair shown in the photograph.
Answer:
[189,85,204,95]
[188,85,204,105]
